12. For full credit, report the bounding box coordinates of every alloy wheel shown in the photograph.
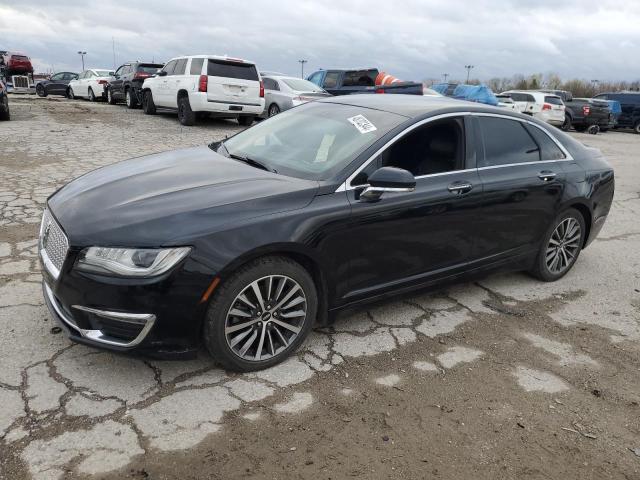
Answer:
[224,275,307,362]
[268,104,280,117]
[545,217,581,274]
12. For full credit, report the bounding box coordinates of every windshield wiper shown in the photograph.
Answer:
[228,153,277,174]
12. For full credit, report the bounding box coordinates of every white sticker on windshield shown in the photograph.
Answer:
[348,114,377,134]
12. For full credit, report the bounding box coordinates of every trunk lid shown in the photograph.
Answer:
[206,58,261,105]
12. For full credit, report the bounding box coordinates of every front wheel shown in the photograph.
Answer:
[529,208,585,282]
[203,256,317,372]
[142,90,156,115]
[88,87,96,102]
[36,84,47,97]
[238,115,255,126]
[560,114,571,131]
[107,88,117,105]
[67,88,75,99]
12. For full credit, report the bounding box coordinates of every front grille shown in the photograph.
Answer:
[12,75,29,88]
[40,209,69,278]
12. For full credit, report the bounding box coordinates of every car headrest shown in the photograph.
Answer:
[429,136,456,157]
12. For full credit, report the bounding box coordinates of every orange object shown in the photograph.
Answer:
[199,277,220,304]
[375,71,402,86]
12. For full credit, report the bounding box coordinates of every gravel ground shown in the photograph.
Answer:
[1,95,639,480]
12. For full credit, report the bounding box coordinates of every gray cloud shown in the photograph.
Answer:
[1,0,639,82]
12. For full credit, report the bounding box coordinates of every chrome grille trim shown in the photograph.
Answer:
[39,209,69,280]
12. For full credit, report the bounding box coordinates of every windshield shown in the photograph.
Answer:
[95,70,112,77]
[282,78,325,92]
[219,102,406,181]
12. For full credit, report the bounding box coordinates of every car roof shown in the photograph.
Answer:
[315,94,521,119]
[167,55,257,65]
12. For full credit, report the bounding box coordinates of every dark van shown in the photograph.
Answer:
[593,92,640,133]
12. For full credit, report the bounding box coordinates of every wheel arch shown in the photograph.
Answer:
[213,243,330,326]
[566,201,592,247]
[177,89,189,100]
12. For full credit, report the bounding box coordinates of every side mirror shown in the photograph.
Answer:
[157,71,168,77]
[360,167,416,202]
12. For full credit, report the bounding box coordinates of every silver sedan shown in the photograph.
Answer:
[261,75,331,117]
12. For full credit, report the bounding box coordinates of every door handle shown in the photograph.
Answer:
[538,171,557,182]
[447,182,473,194]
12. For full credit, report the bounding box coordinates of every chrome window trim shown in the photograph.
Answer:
[44,283,156,348]
[335,111,573,193]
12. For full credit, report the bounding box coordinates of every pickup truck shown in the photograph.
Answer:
[563,97,611,132]
[306,68,423,95]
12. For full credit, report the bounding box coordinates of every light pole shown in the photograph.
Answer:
[298,59,307,79]
[78,51,87,71]
[464,65,474,83]
[591,79,599,92]
[443,73,449,83]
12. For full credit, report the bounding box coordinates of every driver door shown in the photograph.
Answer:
[342,115,483,299]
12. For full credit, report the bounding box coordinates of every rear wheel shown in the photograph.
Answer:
[203,256,317,372]
[268,103,280,117]
[107,88,117,105]
[177,96,195,126]
[36,84,47,97]
[125,88,137,109]
[529,208,585,282]
[67,88,75,99]
[88,87,96,102]
[0,96,10,121]
[238,115,255,126]
[142,90,156,115]
[560,114,571,131]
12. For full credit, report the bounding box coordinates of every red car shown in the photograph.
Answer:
[1,51,34,76]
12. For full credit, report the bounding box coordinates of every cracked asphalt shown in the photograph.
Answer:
[1,95,639,480]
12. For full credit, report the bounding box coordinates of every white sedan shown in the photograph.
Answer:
[67,68,114,101]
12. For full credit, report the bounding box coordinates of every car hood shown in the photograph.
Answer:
[49,146,319,246]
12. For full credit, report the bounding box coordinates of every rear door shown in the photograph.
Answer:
[472,115,567,262]
[111,65,126,98]
[206,58,261,107]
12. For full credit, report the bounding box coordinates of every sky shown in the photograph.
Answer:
[1,0,639,82]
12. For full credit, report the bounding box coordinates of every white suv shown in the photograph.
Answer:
[500,90,565,127]
[141,55,265,126]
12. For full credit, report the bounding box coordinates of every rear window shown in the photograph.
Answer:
[509,93,535,102]
[94,70,112,77]
[138,64,163,74]
[282,78,323,92]
[544,96,563,105]
[11,55,29,61]
[342,70,376,87]
[207,60,258,80]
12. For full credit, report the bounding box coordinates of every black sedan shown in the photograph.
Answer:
[39,95,614,371]
[36,72,78,97]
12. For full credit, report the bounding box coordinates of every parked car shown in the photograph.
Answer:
[500,90,565,126]
[307,68,424,95]
[67,69,114,101]
[40,95,614,371]
[0,51,33,76]
[141,55,264,126]
[36,72,78,97]
[496,94,517,110]
[0,79,10,120]
[262,75,330,117]
[106,62,164,108]
[593,92,640,133]
[561,97,611,132]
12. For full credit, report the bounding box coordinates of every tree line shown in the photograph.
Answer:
[426,73,640,97]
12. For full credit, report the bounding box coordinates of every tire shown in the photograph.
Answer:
[529,208,586,282]
[67,88,75,100]
[268,103,280,117]
[88,87,96,102]
[203,256,318,372]
[238,115,255,126]
[36,84,47,97]
[125,88,137,109]
[0,96,10,121]
[634,122,640,134]
[177,96,195,126]
[107,88,117,105]
[142,90,156,115]
[560,114,571,131]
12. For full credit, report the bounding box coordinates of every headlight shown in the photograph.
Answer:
[76,247,191,277]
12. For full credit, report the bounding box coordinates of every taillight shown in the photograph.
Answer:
[259,80,264,98]
[198,75,207,93]
[583,105,590,115]
[542,103,552,110]
[375,88,385,94]
[133,72,150,80]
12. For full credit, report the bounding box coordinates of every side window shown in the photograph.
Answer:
[263,78,278,90]
[343,70,375,87]
[323,72,340,89]
[50,73,64,81]
[67,73,79,80]
[115,66,125,77]
[307,72,322,86]
[189,58,204,75]
[478,117,539,167]
[525,125,566,161]
[593,94,608,101]
[162,60,177,75]
[172,58,187,75]
[380,117,465,176]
